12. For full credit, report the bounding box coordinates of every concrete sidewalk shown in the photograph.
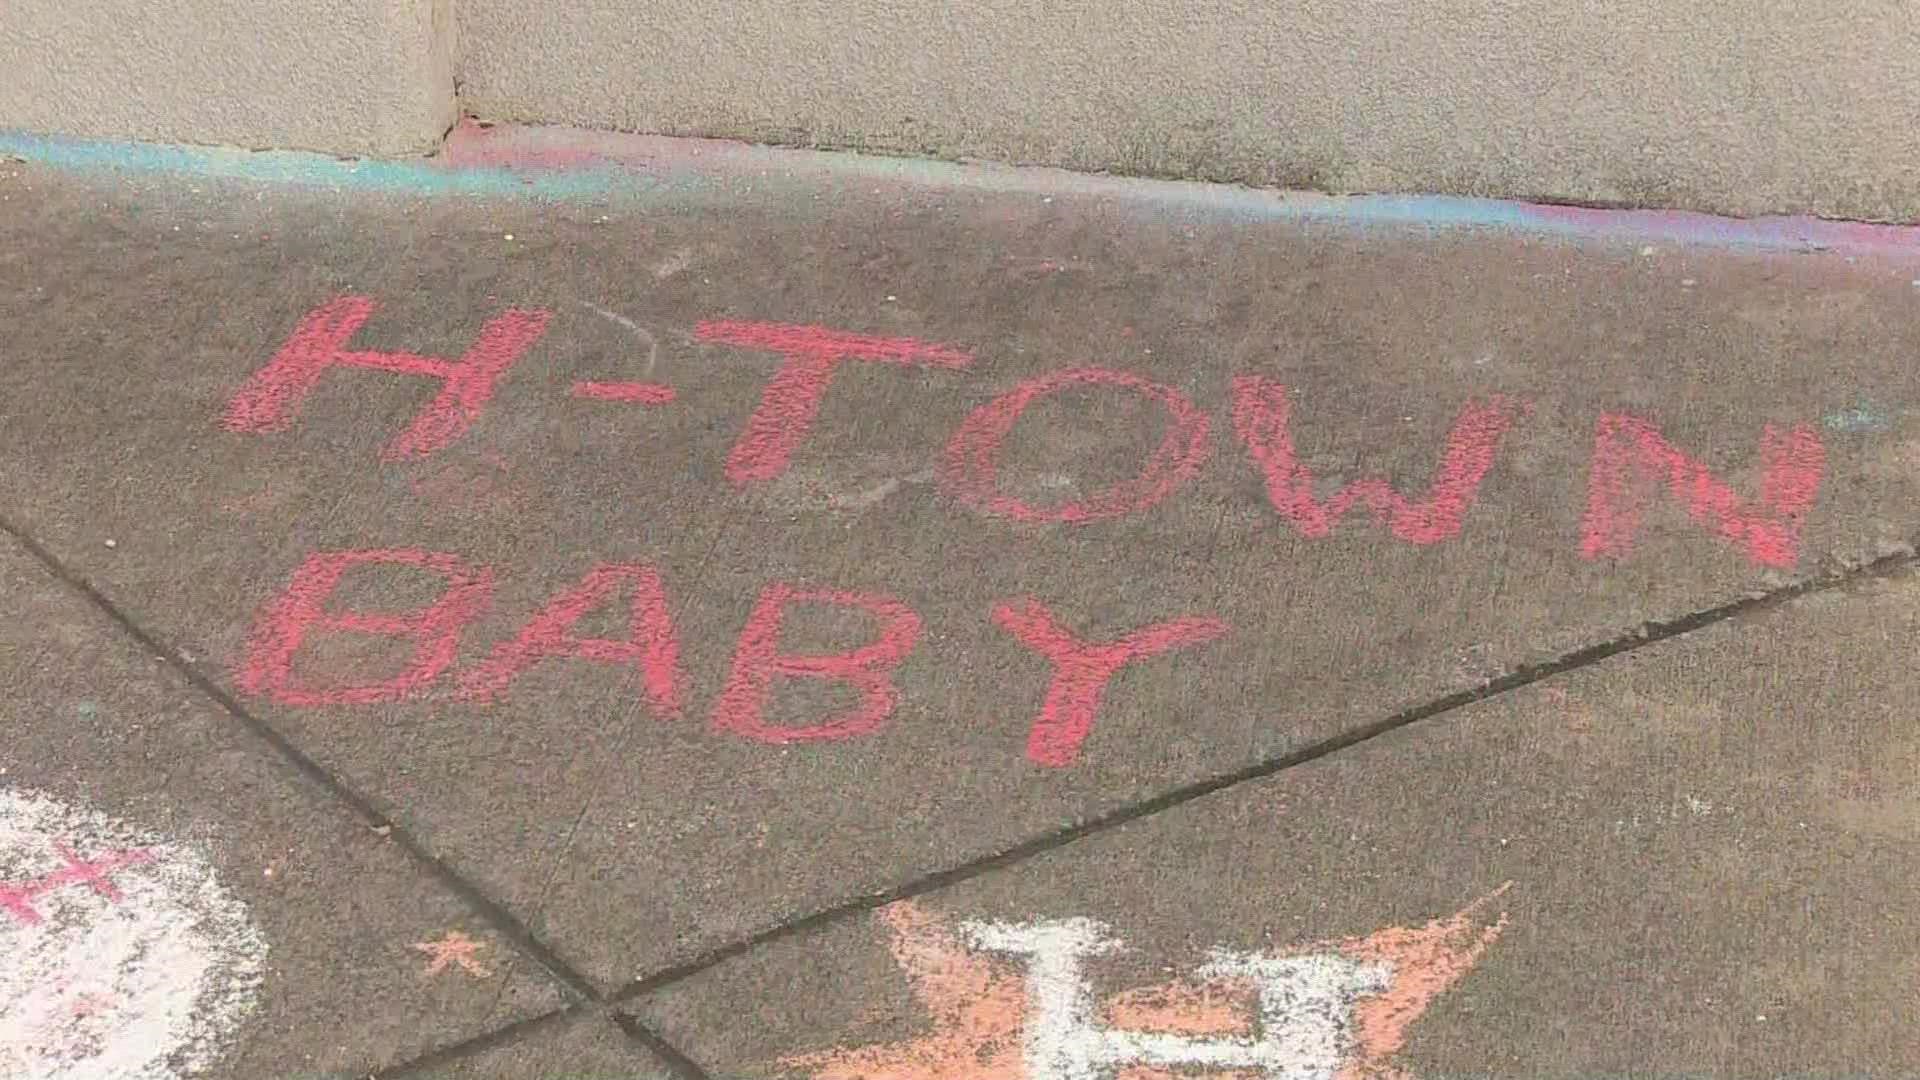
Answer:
[1,134,1918,1078]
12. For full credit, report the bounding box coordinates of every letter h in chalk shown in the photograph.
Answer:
[965,917,1389,1080]
[224,295,552,461]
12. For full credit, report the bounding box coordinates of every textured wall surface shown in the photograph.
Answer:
[1,0,456,156]
[456,0,1920,221]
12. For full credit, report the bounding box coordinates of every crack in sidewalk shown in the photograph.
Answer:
[609,544,1918,1004]
[5,506,1911,1078]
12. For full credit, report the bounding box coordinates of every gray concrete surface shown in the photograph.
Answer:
[0,0,454,156]
[410,1012,668,1078]
[457,0,1920,221]
[636,570,1920,1076]
[0,533,566,1076]
[2,144,1919,1075]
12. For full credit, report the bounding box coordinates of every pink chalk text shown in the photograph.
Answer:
[223,295,551,461]
[218,299,1840,768]
[0,843,154,927]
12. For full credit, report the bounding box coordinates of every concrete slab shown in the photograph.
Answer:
[404,1012,669,1079]
[0,533,566,1076]
[0,0,454,157]
[630,566,1920,1078]
[3,151,1920,1009]
[454,0,1920,221]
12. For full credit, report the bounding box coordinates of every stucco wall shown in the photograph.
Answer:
[0,0,455,156]
[455,0,1920,221]
[5,1,1916,218]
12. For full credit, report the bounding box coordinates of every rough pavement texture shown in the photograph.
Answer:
[407,1012,670,1079]
[0,0,454,156]
[0,534,564,1076]
[456,0,1920,221]
[637,570,1920,1077]
[0,144,1917,1076]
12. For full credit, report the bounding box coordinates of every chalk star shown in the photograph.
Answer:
[412,930,493,978]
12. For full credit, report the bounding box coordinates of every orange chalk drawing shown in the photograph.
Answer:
[782,885,1511,1080]
[412,930,493,978]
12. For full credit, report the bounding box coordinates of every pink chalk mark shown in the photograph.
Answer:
[1579,413,1825,568]
[223,295,551,461]
[458,562,685,714]
[438,117,616,171]
[993,598,1228,767]
[696,320,974,486]
[941,367,1213,524]
[1230,377,1523,544]
[67,991,120,1019]
[570,380,677,405]
[0,844,155,926]
[236,548,494,706]
[711,582,923,743]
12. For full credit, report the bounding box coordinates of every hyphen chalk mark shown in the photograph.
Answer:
[572,381,677,404]
[571,302,678,404]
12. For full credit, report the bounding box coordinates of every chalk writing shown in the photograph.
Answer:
[223,299,1833,570]
[942,368,1213,524]
[697,320,974,486]
[1230,379,1522,544]
[572,380,677,404]
[783,888,1511,1080]
[218,301,1840,766]
[237,548,495,706]
[711,582,924,743]
[224,295,551,461]
[0,789,265,1079]
[1579,413,1825,569]
[235,549,1236,764]
[459,562,685,715]
[994,599,1229,768]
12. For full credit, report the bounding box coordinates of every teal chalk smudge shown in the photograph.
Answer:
[0,130,627,200]
[1824,403,1893,433]
[5,127,1920,260]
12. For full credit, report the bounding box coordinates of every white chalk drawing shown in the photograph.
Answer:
[0,787,267,1079]
[784,887,1511,1080]
[968,917,1390,1079]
